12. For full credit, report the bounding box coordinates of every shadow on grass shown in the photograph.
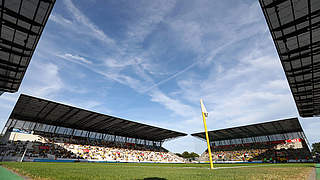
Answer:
[136,177,167,180]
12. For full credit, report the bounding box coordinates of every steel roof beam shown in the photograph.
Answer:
[58,109,82,124]
[0,6,43,27]
[0,58,27,68]
[6,94,187,141]
[77,114,100,127]
[2,19,39,36]
[0,64,24,72]
[0,45,31,57]
[0,74,20,81]
[281,41,320,56]
[272,9,320,31]
[0,38,32,51]
[285,63,320,73]
[275,21,320,41]
[92,117,118,130]
[263,0,287,9]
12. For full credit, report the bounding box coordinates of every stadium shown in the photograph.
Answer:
[0,0,320,179]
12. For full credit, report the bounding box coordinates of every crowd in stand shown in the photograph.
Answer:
[0,135,184,163]
[1,140,76,159]
[199,139,311,162]
[60,143,181,162]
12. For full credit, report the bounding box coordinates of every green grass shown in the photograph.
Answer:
[1,162,315,180]
[316,164,320,180]
[0,166,23,180]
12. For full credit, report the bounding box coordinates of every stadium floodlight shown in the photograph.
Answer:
[200,99,213,169]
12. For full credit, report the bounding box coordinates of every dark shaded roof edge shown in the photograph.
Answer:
[191,117,301,138]
[258,0,305,117]
[10,94,187,139]
[1,0,56,93]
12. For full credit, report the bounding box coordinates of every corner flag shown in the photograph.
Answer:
[200,99,213,169]
[200,99,208,117]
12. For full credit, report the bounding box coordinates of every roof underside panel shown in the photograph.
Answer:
[0,0,55,93]
[9,94,187,141]
[259,0,320,117]
[191,118,303,141]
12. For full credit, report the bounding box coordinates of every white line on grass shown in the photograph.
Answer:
[102,164,276,170]
[213,164,276,170]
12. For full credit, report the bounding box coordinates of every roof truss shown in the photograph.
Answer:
[259,0,320,117]
[0,0,55,93]
[8,94,187,142]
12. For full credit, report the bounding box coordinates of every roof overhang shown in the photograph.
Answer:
[191,118,303,141]
[0,0,55,93]
[259,0,320,117]
[8,94,187,142]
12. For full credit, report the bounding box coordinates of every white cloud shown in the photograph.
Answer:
[58,53,92,65]
[104,58,137,68]
[0,94,18,103]
[50,0,115,45]
[263,79,290,92]
[50,0,175,92]
[0,103,14,110]
[167,20,204,53]
[300,119,320,145]
[149,89,196,118]
[173,50,297,130]
[63,0,114,45]
[143,62,198,93]
[134,0,269,93]
[22,61,63,98]
[49,13,72,25]
[126,0,176,43]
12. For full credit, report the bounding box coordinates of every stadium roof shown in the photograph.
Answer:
[259,0,320,117]
[8,94,187,141]
[191,118,303,142]
[0,0,55,93]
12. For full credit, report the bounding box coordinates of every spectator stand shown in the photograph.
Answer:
[192,118,312,163]
[0,94,187,163]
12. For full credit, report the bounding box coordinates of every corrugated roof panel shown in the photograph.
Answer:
[8,94,187,141]
[0,0,55,93]
[259,0,320,117]
[191,118,303,141]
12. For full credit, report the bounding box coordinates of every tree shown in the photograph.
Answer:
[179,151,199,160]
[190,152,199,158]
[312,142,320,155]
[182,151,190,158]
[175,153,182,157]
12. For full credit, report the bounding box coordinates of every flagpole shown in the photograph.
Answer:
[200,99,213,169]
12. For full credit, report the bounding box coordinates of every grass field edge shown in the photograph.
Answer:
[1,162,316,180]
[1,165,37,180]
[0,166,25,180]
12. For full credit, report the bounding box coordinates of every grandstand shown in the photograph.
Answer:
[0,94,187,163]
[0,0,55,94]
[192,118,312,163]
[259,0,320,117]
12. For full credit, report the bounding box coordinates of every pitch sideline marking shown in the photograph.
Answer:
[101,164,277,170]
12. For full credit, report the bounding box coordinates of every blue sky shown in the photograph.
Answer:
[0,0,319,154]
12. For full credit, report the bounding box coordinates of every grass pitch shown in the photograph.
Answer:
[0,162,315,180]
